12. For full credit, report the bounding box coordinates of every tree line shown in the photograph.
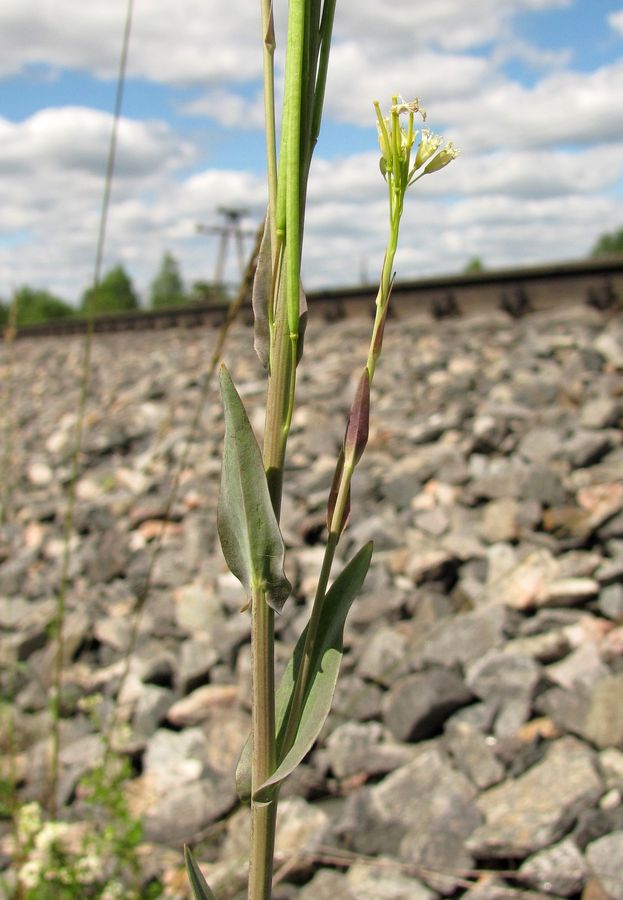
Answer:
[0,252,227,328]
[3,228,623,328]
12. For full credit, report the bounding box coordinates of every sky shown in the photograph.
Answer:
[1,0,623,306]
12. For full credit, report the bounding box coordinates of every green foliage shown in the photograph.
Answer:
[0,302,7,327]
[591,226,623,259]
[11,287,73,326]
[188,279,228,305]
[12,753,162,899]
[81,264,140,315]
[464,256,484,273]
[149,251,186,308]
[236,542,373,802]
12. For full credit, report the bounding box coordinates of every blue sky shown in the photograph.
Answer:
[1,1,623,304]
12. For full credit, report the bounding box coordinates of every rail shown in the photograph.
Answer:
[11,256,623,339]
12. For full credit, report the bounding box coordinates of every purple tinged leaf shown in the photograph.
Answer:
[296,286,307,366]
[344,368,370,467]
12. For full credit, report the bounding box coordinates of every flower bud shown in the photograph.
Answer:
[423,141,460,174]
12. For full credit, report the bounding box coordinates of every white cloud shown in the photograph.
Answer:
[609,9,623,36]
[436,59,623,150]
[1,0,622,303]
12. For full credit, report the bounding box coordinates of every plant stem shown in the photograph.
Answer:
[248,583,277,899]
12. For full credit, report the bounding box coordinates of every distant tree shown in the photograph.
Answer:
[149,251,186,308]
[464,257,485,273]
[188,279,228,305]
[590,227,623,259]
[12,286,73,325]
[81,264,139,315]
[0,301,7,328]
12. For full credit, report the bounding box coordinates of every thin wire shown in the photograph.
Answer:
[48,0,135,817]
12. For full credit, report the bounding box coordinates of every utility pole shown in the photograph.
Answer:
[196,207,255,292]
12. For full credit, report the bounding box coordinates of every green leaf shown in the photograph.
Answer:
[235,543,373,803]
[252,214,271,369]
[217,365,291,612]
[184,846,218,900]
[260,542,373,798]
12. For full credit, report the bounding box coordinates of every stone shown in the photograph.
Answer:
[444,722,505,790]
[345,860,436,899]
[412,604,510,669]
[598,582,623,620]
[518,428,561,465]
[466,651,542,704]
[176,637,219,692]
[323,721,415,779]
[585,831,623,900]
[383,668,473,742]
[166,684,239,728]
[487,549,559,609]
[356,625,410,686]
[584,674,623,749]
[466,737,602,858]
[139,775,236,845]
[369,746,481,890]
[298,870,356,899]
[518,837,588,896]
[479,498,520,544]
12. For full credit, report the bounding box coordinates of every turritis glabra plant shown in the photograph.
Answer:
[185,3,458,898]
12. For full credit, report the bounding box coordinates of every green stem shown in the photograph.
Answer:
[248,583,277,900]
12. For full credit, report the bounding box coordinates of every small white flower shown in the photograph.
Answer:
[414,129,443,169]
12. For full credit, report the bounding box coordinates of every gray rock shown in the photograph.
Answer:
[298,870,356,900]
[331,673,383,723]
[466,737,603,858]
[598,581,623,620]
[141,775,236,844]
[176,637,219,692]
[444,722,505,789]
[518,837,589,896]
[383,668,473,742]
[346,860,436,899]
[412,604,510,669]
[585,831,623,900]
[132,684,174,736]
[584,674,623,749]
[369,746,481,890]
[323,721,415,779]
[522,467,568,507]
[465,651,542,704]
[518,428,561,465]
[356,624,410,686]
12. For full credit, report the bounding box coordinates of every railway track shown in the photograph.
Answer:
[12,257,623,339]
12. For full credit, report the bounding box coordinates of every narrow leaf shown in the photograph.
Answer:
[326,449,350,535]
[235,542,372,804]
[256,542,373,798]
[296,285,308,366]
[217,366,291,612]
[252,214,271,368]
[371,273,395,362]
[184,846,218,900]
[344,368,370,467]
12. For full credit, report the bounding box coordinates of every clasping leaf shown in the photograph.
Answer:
[217,365,291,613]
